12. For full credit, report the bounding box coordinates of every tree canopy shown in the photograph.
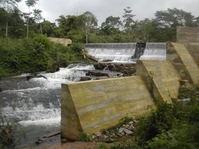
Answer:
[0,5,199,42]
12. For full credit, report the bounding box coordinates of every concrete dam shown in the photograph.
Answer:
[85,42,166,63]
[61,27,199,140]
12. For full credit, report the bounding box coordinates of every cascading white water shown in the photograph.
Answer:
[86,43,167,63]
[0,64,95,146]
[86,43,137,63]
[1,64,95,121]
[140,43,166,60]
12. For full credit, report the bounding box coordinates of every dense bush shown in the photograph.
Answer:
[111,140,141,149]
[136,102,176,145]
[147,124,199,149]
[0,35,90,77]
[110,85,199,149]
[0,116,17,149]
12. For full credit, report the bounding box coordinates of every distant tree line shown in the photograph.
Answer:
[0,0,199,42]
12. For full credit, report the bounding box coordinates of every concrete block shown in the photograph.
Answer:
[61,77,155,140]
[177,26,199,43]
[184,43,199,67]
[136,60,181,103]
[171,43,199,84]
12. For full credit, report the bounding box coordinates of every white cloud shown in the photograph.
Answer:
[18,0,199,24]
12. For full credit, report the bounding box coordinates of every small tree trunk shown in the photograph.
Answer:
[5,21,8,38]
[85,29,88,44]
[26,18,29,39]
[40,24,43,34]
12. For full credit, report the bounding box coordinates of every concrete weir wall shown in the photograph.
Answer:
[61,27,199,140]
[170,43,199,84]
[136,60,180,103]
[61,59,197,140]
[177,26,199,43]
[176,26,199,67]
[61,76,155,140]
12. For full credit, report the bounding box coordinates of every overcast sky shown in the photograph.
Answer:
[18,0,199,24]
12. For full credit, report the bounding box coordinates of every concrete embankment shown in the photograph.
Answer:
[61,76,155,140]
[61,27,199,140]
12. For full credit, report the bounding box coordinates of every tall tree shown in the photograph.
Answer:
[154,8,198,41]
[101,16,122,35]
[82,11,98,43]
[0,0,21,37]
[33,9,43,34]
[155,8,196,28]
[122,6,136,40]
[25,0,39,38]
[123,6,135,30]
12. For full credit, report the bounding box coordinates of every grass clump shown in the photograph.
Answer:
[0,116,18,149]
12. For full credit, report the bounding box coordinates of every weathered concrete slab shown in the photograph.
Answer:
[136,60,180,103]
[61,77,155,140]
[171,43,199,84]
[177,26,199,43]
[184,43,199,67]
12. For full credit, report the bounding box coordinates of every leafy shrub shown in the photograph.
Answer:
[178,84,199,100]
[111,140,141,149]
[0,35,89,76]
[79,132,91,142]
[0,116,17,149]
[173,99,199,123]
[136,102,176,145]
[147,124,199,149]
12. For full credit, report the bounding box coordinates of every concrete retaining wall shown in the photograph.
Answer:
[184,43,199,67]
[171,43,199,84]
[136,60,180,103]
[177,26,199,43]
[61,76,155,140]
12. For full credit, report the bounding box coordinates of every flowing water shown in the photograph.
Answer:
[0,43,166,147]
[86,43,137,63]
[0,64,95,147]
[86,42,166,63]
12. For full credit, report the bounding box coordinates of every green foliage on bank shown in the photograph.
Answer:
[0,35,90,77]
[110,85,199,149]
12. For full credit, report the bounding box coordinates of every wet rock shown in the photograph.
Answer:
[80,76,92,81]
[35,131,60,145]
[93,63,136,76]
[94,76,109,80]
[87,70,111,77]
[101,60,113,62]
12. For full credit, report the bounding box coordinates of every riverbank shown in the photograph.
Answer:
[0,36,92,77]
[6,84,195,149]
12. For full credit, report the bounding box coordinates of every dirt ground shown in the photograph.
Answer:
[34,142,101,149]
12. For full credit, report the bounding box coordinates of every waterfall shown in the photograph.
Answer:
[0,64,95,122]
[0,64,95,146]
[86,43,136,63]
[86,42,166,63]
[140,43,166,60]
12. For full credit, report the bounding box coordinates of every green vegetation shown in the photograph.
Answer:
[108,85,199,149]
[1,0,199,76]
[79,132,92,142]
[0,116,17,149]
[0,35,90,77]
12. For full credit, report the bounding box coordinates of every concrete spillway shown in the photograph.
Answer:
[86,43,166,63]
